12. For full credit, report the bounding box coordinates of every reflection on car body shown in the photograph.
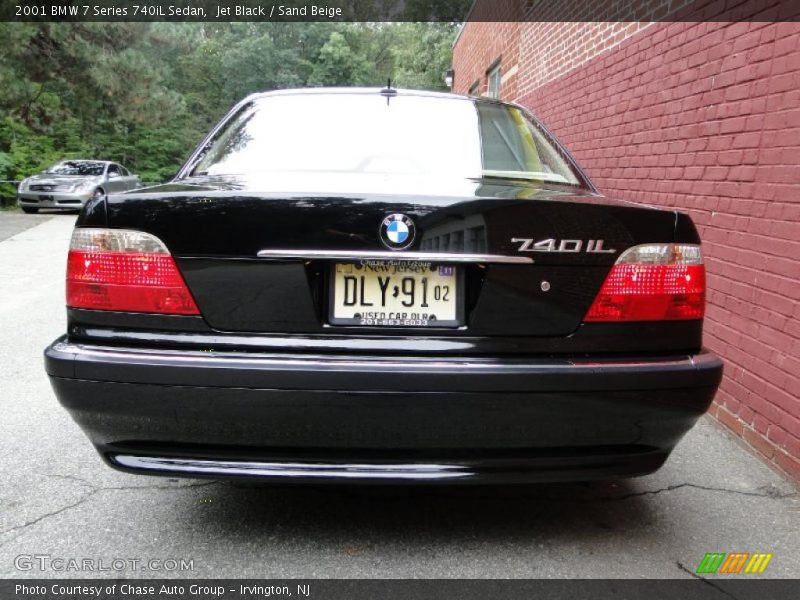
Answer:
[45,88,722,484]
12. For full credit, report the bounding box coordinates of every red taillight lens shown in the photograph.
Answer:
[584,244,705,322]
[66,229,200,315]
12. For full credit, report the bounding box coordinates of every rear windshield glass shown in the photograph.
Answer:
[46,161,105,176]
[192,93,582,187]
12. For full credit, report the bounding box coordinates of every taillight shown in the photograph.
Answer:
[584,243,705,322]
[66,228,200,315]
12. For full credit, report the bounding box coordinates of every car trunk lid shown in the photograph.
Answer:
[103,177,683,337]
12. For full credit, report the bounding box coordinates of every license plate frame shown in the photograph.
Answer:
[328,260,464,328]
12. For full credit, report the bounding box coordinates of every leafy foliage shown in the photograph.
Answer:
[0,22,457,202]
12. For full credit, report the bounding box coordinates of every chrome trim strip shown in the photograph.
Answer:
[256,249,533,264]
[113,455,473,480]
[50,339,714,372]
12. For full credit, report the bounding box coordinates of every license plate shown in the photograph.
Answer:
[329,261,461,327]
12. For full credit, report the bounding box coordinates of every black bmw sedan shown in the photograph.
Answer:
[45,87,723,483]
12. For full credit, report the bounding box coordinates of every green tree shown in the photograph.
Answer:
[0,21,460,203]
[309,30,372,86]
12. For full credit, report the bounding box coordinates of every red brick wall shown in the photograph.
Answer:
[454,5,800,480]
[517,22,650,92]
[451,1,520,98]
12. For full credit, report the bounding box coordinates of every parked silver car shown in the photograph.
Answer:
[17,160,141,213]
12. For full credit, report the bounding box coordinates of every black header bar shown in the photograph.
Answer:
[1,0,798,22]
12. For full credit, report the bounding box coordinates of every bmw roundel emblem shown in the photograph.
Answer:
[379,213,416,250]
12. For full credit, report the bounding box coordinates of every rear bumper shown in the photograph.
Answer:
[45,337,723,483]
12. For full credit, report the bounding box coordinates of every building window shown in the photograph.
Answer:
[486,63,501,99]
[468,80,480,96]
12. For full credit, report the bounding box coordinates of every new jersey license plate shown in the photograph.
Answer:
[330,261,461,327]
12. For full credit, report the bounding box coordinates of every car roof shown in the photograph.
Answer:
[245,86,504,106]
[57,159,111,165]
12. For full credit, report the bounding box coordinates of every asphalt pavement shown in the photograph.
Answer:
[0,213,797,579]
[0,212,52,240]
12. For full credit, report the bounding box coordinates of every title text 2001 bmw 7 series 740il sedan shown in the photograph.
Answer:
[45,88,723,483]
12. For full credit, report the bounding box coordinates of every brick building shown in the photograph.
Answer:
[453,0,800,480]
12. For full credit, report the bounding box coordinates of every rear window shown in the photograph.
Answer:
[192,93,583,187]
